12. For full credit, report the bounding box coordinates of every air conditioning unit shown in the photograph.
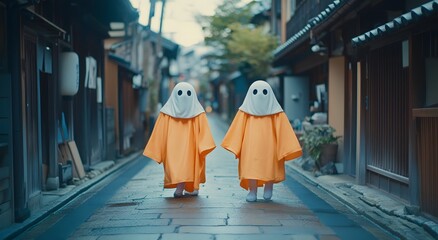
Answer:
[59,52,79,96]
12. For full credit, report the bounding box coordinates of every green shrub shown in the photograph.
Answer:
[299,125,340,163]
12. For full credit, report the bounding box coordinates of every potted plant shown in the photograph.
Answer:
[299,125,341,169]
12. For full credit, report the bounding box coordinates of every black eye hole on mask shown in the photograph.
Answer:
[263,89,268,95]
[253,89,258,95]
[177,90,183,96]
[187,90,192,96]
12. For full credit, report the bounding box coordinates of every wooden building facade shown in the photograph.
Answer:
[272,0,438,219]
[104,28,179,158]
[0,0,138,229]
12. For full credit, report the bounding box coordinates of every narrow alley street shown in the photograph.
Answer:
[15,114,397,240]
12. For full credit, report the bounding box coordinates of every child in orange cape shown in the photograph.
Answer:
[221,80,302,202]
[143,82,216,198]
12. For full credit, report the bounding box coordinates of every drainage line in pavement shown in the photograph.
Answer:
[34,157,148,240]
[284,171,379,240]
[286,164,402,239]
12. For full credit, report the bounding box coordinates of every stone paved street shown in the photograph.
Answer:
[15,114,397,240]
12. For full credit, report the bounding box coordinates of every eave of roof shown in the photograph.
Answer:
[352,0,438,47]
[110,29,180,59]
[108,52,142,75]
[273,0,345,59]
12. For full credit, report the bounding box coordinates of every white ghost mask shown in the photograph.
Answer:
[160,82,205,119]
[239,80,283,116]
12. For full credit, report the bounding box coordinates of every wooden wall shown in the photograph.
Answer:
[414,109,438,218]
[0,73,12,228]
[365,41,410,200]
[412,30,438,218]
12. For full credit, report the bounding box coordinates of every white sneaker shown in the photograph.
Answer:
[263,183,273,200]
[263,189,272,200]
[246,191,257,202]
[185,190,199,196]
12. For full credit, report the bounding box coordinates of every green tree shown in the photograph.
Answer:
[198,0,277,80]
[227,23,277,79]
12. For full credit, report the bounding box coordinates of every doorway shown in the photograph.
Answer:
[22,31,42,209]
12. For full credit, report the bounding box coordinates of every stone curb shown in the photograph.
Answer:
[0,152,142,240]
[286,161,438,240]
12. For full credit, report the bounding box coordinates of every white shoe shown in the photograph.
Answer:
[185,190,199,196]
[263,190,272,200]
[246,179,257,202]
[246,191,257,202]
[263,183,273,200]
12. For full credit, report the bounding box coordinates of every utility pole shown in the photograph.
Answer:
[144,0,166,129]
[147,0,156,31]
[155,0,166,104]
[143,0,157,137]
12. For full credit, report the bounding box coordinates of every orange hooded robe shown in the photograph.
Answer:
[143,112,216,192]
[221,110,302,190]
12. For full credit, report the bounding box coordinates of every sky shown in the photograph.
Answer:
[130,0,224,47]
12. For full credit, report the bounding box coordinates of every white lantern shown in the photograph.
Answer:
[59,52,79,96]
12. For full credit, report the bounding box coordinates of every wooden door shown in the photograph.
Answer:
[22,31,42,205]
[364,41,410,199]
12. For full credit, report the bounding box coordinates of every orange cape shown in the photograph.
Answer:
[143,112,216,191]
[221,110,302,189]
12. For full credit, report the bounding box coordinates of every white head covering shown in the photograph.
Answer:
[239,80,283,116]
[160,82,205,119]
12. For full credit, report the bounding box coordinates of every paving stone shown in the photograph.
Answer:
[260,226,334,235]
[287,235,319,240]
[233,201,305,210]
[136,204,183,210]
[171,218,226,226]
[161,233,215,240]
[71,228,94,236]
[279,219,322,226]
[78,219,171,228]
[227,217,282,226]
[160,212,228,219]
[182,202,237,208]
[89,226,176,235]
[330,226,380,240]
[227,212,293,219]
[215,234,317,240]
[94,207,140,213]
[318,235,341,240]
[97,234,160,240]
[179,226,261,234]
[315,212,359,227]
[110,213,161,220]
[67,236,99,240]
